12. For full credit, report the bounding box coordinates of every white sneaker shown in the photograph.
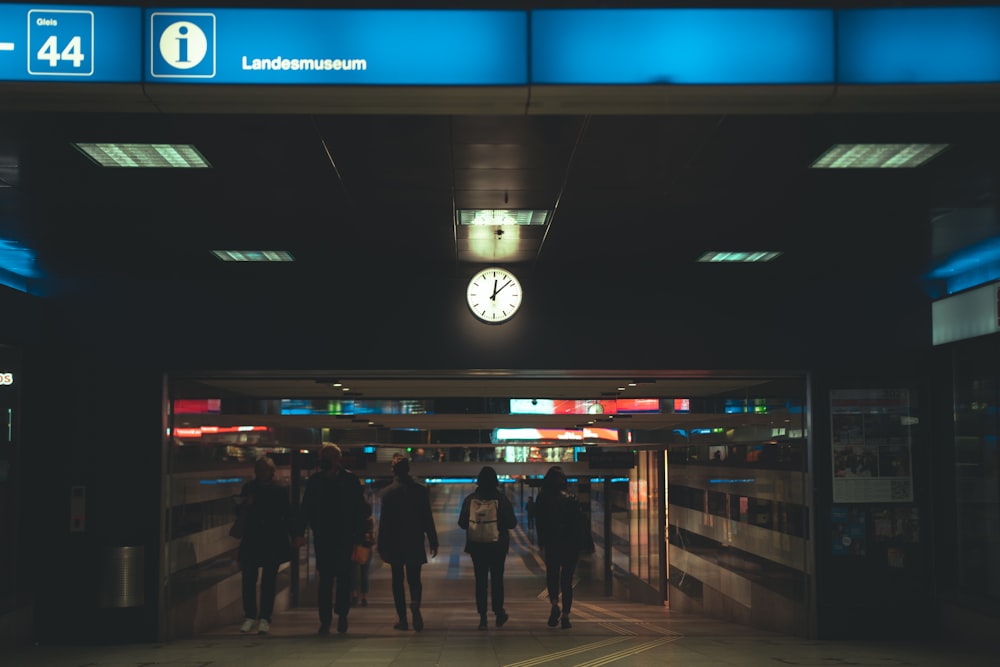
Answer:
[257,619,270,634]
[240,618,255,633]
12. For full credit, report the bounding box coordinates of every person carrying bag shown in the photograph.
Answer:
[458,466,517,630]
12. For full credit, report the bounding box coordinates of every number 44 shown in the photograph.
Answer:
[37,35,85,67]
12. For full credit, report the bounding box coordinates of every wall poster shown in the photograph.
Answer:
[830,388,914,503]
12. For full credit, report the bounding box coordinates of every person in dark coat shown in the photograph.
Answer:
[457,466,517,630]
[295,442,370,635]
[235,455,294,635]
[377,456,439,631]
[535,466,586,629]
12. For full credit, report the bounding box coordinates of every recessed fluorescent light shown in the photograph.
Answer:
[698,251,782,263]
[457,209,550,226]
[810,143,948,169]
[73,143,211,168]
[211,250,295,262]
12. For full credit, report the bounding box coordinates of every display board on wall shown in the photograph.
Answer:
[830,389,915,503]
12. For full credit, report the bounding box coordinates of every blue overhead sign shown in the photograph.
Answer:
[530,9,835,85]
[4,5,1000,88]
[838,7,1000,84]
[145,8,528,85]
[0,4,140,82]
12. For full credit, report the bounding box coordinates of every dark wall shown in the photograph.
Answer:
[10,256,934,643]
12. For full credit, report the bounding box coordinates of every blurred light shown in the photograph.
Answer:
[0,239,41,292]
[73,142,211,168]
[810,143,948,168]
[212,250,295,262]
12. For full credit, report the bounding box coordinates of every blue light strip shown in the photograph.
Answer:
[199,477,244,485]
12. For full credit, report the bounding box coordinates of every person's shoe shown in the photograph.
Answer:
[561,615,572,629]
[257,619,270,635]
[547,605,560,627]
[318,622,331,636]
[412,607,424,632]
[393,619,408,631]
[337,616,348,634]
[478,614,488,630]
[360,598,368,607]
[240,618,256,633]
[496,610,509,627]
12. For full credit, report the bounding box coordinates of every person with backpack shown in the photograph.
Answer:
[535,466,592,629]
[457,466,517,630]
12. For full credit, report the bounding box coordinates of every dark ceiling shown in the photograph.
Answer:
[1,106,997,290]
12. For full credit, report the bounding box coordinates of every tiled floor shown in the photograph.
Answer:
[6,594,995,667]
[7,493,996,666]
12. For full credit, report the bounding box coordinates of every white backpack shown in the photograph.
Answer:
[468,497,500,543]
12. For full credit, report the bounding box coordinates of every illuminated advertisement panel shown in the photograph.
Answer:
[839,7,1000,83]
[494,427,619,442]
[145,8,527,85]
[173,398,221,414]
[510,398,659,415]
[530,8,834,84]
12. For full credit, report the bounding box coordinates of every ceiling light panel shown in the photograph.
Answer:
[698,251,782,263]
[810,143,948,169]
[211,250,295,262]
[457,209,550,226]
[73,143,212,168]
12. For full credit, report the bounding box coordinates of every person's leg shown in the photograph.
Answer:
[334,556,354,632]
[391,562,408,628]
[490,552,508,625]
[239,563,259,632]
[334,557,354,614]
[544,551,561,626]
[407,562,423,609]
[240,564,259,620]
[360,558,371,604]
[408,562,424,631]
[559,554,578,628]
[544,551,560,605]
[317,566,335,632]
[470,551,489,628]
[561,555,579,616]
[259,562,279,622]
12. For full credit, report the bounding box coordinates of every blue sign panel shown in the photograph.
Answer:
[0,4,140,82]
[530,9,834,85]
[145,8,527,85]
[838,7,1000,84]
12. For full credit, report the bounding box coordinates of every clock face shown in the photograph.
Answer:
[466,267,523,323]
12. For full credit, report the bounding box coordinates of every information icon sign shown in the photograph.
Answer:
[27,9,94,76]
[150,12,216,78]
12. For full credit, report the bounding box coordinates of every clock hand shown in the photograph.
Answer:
[494,279,513,295]
[490,279,499,300]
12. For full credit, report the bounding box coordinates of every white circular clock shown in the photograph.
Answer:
[466,267,523,323]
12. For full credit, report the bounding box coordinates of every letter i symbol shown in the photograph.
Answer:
[176,25,189,62]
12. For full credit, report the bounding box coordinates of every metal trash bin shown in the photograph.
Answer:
[98,545,145,608]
